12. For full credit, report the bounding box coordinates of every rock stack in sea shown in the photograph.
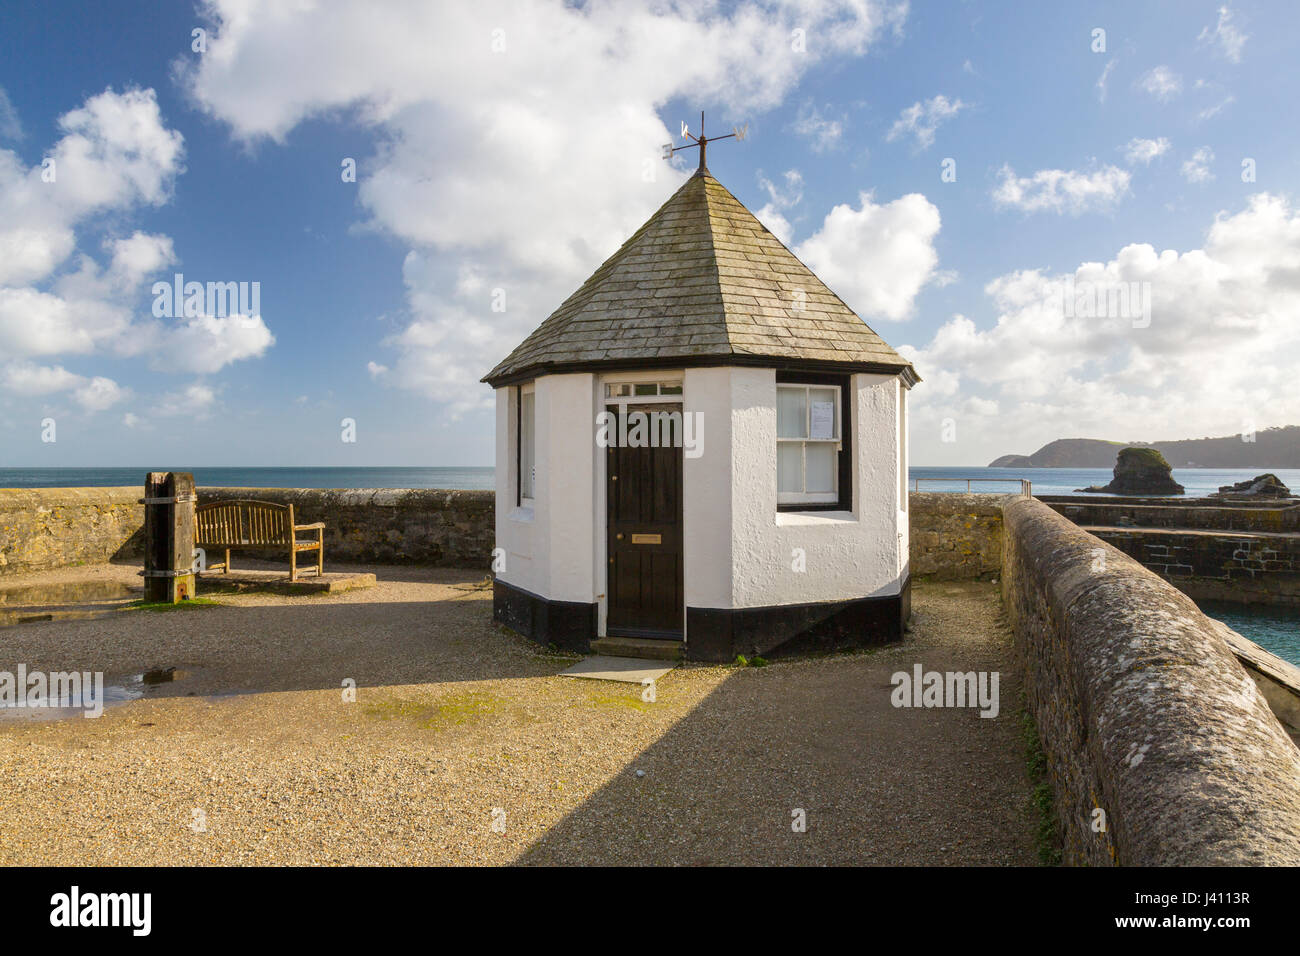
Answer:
[1077,446,1185,496]
[1212,473,1294,499]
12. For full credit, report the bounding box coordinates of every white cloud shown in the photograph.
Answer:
[0,361,127,412]
[73,377,127,411]
[792,102,844,153]
[754,168,804,245]
[902,193,1300,464]
[106,231,175,287]
[152,313,275,374]
[992,164,1130,215]
[0,88,272,407]
[1,362,85,395]
[157,383,217,418]
[1198,6,1247,63]
[1123,137,1170,165]
[182,0,910,409]
[794,192,943,321]
[0,86,183,288]
[1096,59,1116,103]
[886,94,965,150]
[0,87,22,141]
[1181,146,1215,183]
[1196,95,1235,123]
[1137,66,1182,102]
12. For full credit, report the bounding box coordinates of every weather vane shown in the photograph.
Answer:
[663,111,748,171]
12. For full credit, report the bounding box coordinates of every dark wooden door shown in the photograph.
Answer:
[606,403,684,639]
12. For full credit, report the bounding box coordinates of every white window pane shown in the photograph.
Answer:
[778,443,803,493]
[805,442,836,493]
[777,387,807,438]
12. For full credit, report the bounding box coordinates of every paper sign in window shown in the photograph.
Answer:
[810,401,836,439]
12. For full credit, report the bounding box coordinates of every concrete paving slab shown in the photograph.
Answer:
[560,655,676,684]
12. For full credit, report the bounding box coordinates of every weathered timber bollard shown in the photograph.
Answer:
[140,472,197,603]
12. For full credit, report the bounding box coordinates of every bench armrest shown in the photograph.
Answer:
[294,522,326,530]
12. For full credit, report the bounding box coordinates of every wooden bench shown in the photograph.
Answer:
[195,499,325,581]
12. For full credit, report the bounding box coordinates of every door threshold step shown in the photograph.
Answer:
[591,636,683,661]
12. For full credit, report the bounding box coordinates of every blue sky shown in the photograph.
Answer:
[0,1,1294,467]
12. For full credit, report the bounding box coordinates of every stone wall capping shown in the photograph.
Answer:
[1002,496,1300,865]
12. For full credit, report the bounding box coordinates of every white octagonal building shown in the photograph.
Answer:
[482,164,918,661]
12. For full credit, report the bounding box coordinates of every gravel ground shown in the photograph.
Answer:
[0,564,1037,865]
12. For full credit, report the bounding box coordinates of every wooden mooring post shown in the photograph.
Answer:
[141,472,197,603]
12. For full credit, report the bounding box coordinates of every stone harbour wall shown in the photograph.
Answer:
[199,488,495,568]
[1001,497,1300,865]
[908,492,1009,580]
[0,487,144,576]
[5,487,991,579]
[0,486,495,575]
[1091,527,1300,606]
[1043,496,1300,533]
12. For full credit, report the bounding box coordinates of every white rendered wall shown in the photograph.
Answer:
[494,373,596,603]
[728,368,905,609]
[495,366,906,619]
[681,367,733,611]
[897,379,910,580]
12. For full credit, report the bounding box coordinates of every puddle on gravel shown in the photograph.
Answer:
[0,579,141,628]
[0,665,207,722]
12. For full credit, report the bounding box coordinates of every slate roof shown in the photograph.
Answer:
[482,168,918,386]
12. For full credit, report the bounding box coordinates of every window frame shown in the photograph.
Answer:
[604,381,684,399]
[517,382,536,505]
[775,371,853,512]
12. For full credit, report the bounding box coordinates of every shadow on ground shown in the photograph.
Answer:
[0,561,565,698]
[519,587,1038,866]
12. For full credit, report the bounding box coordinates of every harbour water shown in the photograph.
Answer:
[1195,600,1300,668]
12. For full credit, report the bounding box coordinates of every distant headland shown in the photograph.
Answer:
[989,425,1300,468]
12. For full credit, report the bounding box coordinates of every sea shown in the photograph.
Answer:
[4,464,1298,664]
[4,464,1300,495]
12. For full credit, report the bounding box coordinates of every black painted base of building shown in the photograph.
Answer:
[684,575,910,662]
[493,579,597,652]
[493,575,910,662]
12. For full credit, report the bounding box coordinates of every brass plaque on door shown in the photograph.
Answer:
[630,533,662,545]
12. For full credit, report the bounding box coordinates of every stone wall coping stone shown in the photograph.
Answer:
[1003,496,1300,865]
[0,486,142,507]
[908,491,1020,517]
